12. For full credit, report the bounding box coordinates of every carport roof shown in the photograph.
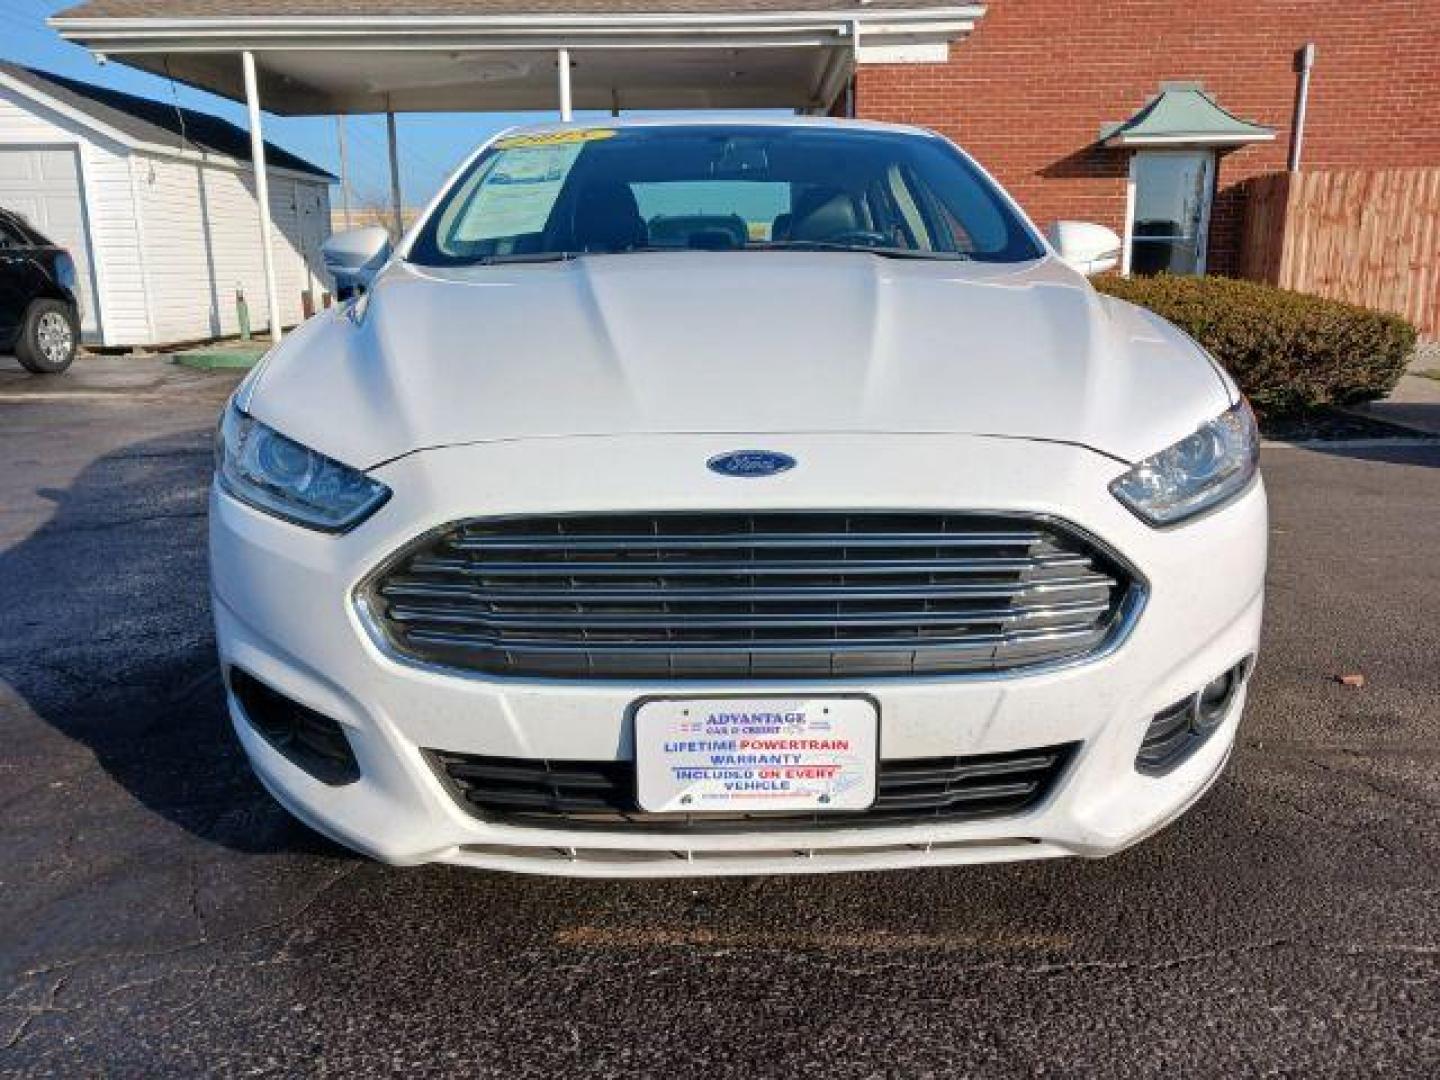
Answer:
[50,1,985,115]
[57,1,964,13]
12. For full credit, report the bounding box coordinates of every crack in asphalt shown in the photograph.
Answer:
[1012,937,1297,976]
[1300,752,1440,815]
[1262,785,1406,860]
[186,861,209,945]
[14,862,363,984]
[0,974,68,1053]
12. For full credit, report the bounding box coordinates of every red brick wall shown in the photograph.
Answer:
[855,1,1440,274]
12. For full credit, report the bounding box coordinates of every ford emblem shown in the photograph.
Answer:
[706,450,797,478]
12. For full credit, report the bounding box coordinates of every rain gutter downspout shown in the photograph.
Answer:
[1288,42,1315,172]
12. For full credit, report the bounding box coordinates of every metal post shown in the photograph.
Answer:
[335,115,353,229]
[847,19,859,118]
[385,109,404,237]
[1289,43,1316,173]
[241,50,283,343]
[557,48,573,122]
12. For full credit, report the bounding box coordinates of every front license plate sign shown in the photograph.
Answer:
[634,697,878,814]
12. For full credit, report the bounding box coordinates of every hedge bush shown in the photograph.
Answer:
[1093,273,1416,415]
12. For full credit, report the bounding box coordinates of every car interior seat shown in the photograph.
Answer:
[572,181,648,252]
[786,188,860,242]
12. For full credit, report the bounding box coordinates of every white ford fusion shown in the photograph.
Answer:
[211,117,1265,877]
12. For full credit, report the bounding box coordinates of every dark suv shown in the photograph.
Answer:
[0,207,81,374]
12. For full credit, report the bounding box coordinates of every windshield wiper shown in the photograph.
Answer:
[753,241,969,261]
[476,247,679,262]
[471,244,969,263]
[474,250,581,265]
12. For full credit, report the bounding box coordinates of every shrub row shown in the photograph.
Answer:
[1093,273,1416,415]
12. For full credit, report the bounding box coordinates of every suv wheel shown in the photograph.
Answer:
[15,300,78,374]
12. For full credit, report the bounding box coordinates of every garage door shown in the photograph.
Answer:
[0,146,100,337]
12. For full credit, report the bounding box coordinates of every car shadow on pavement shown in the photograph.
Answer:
[0,425,349,859]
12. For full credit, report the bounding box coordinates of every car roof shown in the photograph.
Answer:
[0,207,51,246]
[492,114,941,141]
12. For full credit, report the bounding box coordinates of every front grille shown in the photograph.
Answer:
[362,513,1139,680]
[427,743,1078,832]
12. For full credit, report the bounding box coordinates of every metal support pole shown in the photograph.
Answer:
[1288,42,1316,173]
[386,109,404,237]
[241,50,283,343]
[557,48,573,122]
[335,115,353,229]
[847,19,860,118]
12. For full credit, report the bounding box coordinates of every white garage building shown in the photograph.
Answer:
[0,62,333,348]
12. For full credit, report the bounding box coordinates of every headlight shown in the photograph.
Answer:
[1109,399,1259,526]
[216,405,389,532]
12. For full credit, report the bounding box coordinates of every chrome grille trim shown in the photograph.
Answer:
[405,553,1093,577]
[358,512,1145,680]
[445,530,1052,551]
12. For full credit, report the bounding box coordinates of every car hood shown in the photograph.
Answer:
[245,251,1230,469]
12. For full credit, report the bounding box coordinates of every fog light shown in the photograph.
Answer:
[1136,657,1251,776]
[1195,668,1240,731]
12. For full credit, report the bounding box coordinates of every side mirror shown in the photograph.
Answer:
[322,226,392,298]
[1045,221,1122,276]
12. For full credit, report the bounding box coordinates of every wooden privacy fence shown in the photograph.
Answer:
[1238,168,1440,340]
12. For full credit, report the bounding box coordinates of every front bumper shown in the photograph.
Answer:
[210,432,1267,877]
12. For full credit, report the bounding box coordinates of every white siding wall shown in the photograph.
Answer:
[194,164,270,339]
[85,143,150,344]
[0,83,151,345]
[131,154,216,342]
[296,180,333,307]
[134,154,332,341]
[268,175,333,319]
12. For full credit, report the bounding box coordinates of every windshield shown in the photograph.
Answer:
[407,124,1044,265]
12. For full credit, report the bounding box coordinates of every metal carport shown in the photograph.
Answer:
[49,1,986,339]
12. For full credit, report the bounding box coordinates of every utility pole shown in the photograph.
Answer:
[335,115,353,228]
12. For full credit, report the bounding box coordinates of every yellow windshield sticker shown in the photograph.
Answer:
[493,129,617,150]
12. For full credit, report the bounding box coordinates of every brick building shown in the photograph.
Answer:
[853,1,1440,277]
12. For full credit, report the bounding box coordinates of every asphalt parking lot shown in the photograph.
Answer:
[1,356,1437,1077]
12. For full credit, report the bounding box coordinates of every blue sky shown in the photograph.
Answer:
[0,1,572,209]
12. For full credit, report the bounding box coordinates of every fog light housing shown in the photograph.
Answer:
[1195,668,1241,731]
[228,668,361,786]
[1136,658,1251,776]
